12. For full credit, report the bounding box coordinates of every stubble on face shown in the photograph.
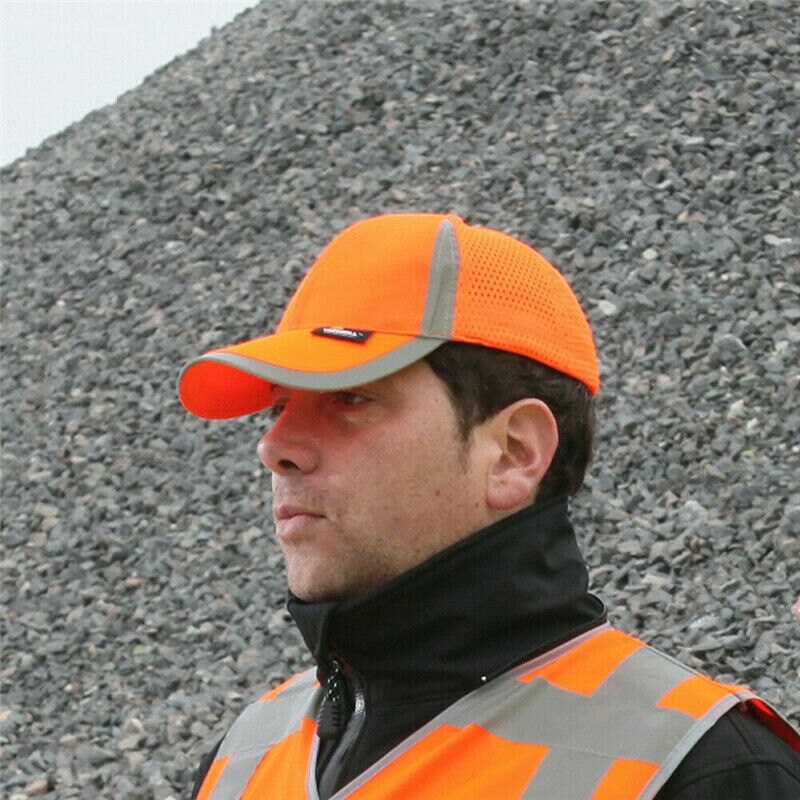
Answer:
[265,362,497,603]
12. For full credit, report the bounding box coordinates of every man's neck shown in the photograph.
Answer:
[290,496,605,691]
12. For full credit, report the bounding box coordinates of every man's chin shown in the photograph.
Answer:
[289,585,348,603]
[286,570,347,603]
[287,569,377,604]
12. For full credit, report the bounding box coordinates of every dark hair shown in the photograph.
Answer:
[424,342,595,503]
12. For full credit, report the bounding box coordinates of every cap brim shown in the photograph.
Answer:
[178,329,445,419]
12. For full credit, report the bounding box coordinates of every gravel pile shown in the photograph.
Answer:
[2,0,798,796]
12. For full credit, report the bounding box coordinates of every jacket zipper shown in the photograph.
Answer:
[316,655,367,799]
[317,656,351,739]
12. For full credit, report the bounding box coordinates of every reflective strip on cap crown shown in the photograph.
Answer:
[419,219,460,338]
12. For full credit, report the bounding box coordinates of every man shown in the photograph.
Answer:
[179,213,799,799]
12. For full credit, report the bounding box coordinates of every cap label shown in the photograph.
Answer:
[312,327,373,344]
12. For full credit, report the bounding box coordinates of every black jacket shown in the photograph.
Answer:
[192,498,800,798]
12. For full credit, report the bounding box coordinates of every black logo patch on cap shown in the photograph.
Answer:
[312,327,373,344]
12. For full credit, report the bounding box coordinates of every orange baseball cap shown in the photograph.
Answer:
[179,213,599,418]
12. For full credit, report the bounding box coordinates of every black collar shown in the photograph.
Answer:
[289,496,606,694]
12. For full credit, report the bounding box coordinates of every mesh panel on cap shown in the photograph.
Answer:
[452,222,598,393]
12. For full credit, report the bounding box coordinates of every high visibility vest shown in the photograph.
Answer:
[197,625,800,800]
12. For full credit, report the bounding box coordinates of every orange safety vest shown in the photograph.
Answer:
[197,625,800,800]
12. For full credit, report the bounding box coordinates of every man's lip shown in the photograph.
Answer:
[273,506,326,542]
[273,504,324,521]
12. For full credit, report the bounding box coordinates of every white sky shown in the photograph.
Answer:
[1,0,259,166]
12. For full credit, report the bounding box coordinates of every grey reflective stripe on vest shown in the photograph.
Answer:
[205,628,769,800]
[501,646,747,799]
[444,645,695,759]
[332,627,754,800]
[207,670,321,800]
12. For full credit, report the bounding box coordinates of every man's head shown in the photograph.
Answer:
[179,213,599,601]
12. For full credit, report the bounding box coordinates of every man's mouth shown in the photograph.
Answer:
[273,503,324,520]
[273,503,326,539]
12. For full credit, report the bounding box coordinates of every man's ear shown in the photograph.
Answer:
[485,399,558,511]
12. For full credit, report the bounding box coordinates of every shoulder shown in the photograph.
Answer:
[656,706,800,800]
[189,670,318,799]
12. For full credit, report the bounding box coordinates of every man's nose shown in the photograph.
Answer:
[257,401,321,475]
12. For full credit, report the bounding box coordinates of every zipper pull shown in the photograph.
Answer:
[317,657,351,740]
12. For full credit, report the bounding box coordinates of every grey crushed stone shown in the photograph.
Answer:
[1,1,798,796]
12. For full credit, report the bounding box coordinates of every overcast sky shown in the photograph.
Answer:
[1,0,258,166]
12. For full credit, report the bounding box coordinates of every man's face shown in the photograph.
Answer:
[257,361,501,602]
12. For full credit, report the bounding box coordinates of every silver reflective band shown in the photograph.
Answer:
[190,336,445,393]
[420,219,460,338]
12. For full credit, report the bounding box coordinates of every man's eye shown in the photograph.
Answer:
[332,391,368,406]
